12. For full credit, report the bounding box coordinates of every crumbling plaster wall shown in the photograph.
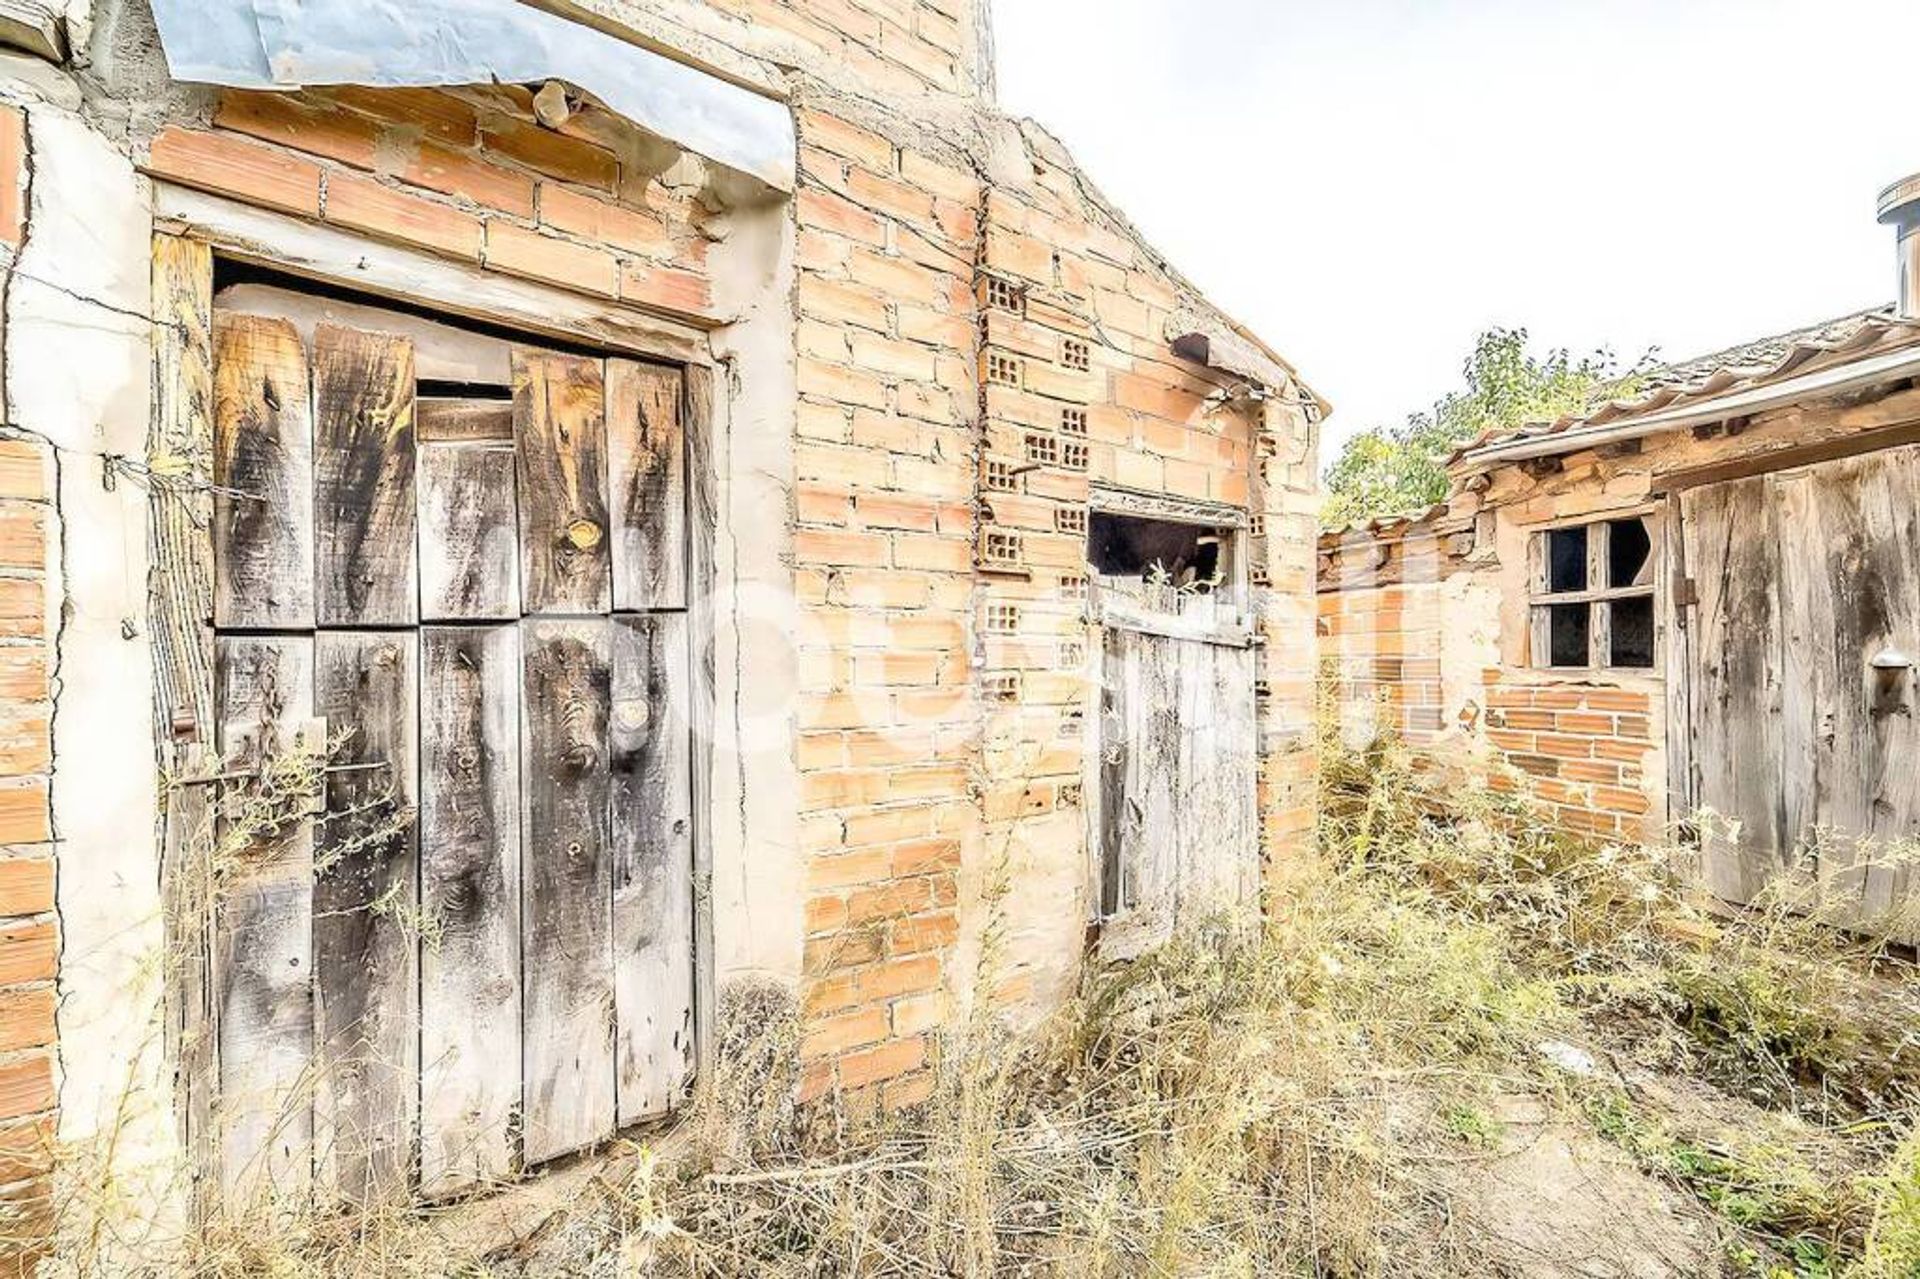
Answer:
[0,47,185,1264]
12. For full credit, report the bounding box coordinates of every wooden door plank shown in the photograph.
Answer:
[1127,631,1180,946]
[419,443,520,621]
[1172,636,1205,922]
[313,632,420,1203]
[1802,449,1920,932]
[515,352,611,615]
[607,360,687,612]
[1218,645,1260,908]
[418,398,513,444]
[1097,628,1127,919]
[521,617,615,1164]
[313,325,418,626]
[1774,469,1828,895]
[152,234,221,1218]
[213,314,315,629]
[611,614,695,1125]
[212,634,316,1204]
[1860,448,1920,937]
[1683,477,1783,905]
[1661,493,1695,836]
[420,625,522,1195]
[1204,642,1259,912]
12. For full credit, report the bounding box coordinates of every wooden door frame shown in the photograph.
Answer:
[148,210,721,1212]
[1661,490,1695,839]
[1081,485,1259,934]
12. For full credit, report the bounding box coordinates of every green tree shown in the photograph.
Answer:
[1321,327,1644,528]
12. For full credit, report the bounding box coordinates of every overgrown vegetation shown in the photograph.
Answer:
[1321,327,1650,527]
[31,732,1920,1276]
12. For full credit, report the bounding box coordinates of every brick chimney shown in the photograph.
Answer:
[1877,172,1920,319]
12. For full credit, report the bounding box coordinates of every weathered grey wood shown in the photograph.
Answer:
[1100,595,1254,647]
[1850,449,1920,932]
[1683,475,1784,904]
[1202,643,1259,908]
[1097,627,1127,919]
[0,0,67,62]
[418,398,514,444]
[521,618,615,1164]
[151,234,221,1219]
[212,634,316,1204]
[314,325,418,627]
[420,625,522,1195]
[1662,493,1695,838]
[213,313,315,629]
[1774,468,1826,898]
[608,360,687,611]
[1098,617,1259,954]
[419,444,520,621]
[514,351,612,615]
[313,632,420,1204]
[1685,448,1920,940]
[1125,630,1179,945]
[611,614,695,1124]
[1657,419,1920,494]
[682,364,718,1083]
[1087,484,1248,529]
[216,283,515,390]
[1793,449,1920,933]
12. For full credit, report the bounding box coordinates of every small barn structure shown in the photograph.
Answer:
[0,0,1325,1261]
[1321,174,1920,940]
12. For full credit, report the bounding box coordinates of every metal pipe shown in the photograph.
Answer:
[1877,172,1920,319]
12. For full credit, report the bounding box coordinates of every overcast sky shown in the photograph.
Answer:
[992,0,1920,458]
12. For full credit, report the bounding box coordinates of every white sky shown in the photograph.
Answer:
[992,0,1920,457]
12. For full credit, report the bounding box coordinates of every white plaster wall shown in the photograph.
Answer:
[702,189,804,992]
[1439,569,1502,745]
[5,95,184,1244]
[988,808,1086,1028]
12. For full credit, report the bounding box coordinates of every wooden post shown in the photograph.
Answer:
[149,232,219,1219]
[683,363,717,1084]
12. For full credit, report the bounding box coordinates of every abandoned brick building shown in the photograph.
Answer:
[0,0,1325,1261]
[1321,172,1920,944]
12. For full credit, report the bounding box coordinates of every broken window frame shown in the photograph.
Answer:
[1083,499,1248,617]
[1527,510,1660,672]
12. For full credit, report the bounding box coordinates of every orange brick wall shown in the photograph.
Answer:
[144,85,719,319]
[788,103,980,1111]
[1482,677,1656,840]
[1316,518,1664,843]
[1316,519,1482,745]
[0,97,57,1271]
[785,103,1320,1094]
[1317,583,1447,742]
[662,0,988,99]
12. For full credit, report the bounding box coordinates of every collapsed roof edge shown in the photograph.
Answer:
[147,0,797,193]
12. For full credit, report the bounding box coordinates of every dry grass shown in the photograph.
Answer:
[30,730,1920,1277]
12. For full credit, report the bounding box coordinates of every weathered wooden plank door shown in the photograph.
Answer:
[1680,445,1920,935]
[212,633,317,1204]
[419,623,521,1195]
[1095,598,1259,950]
[202,307,702,1207]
